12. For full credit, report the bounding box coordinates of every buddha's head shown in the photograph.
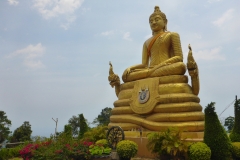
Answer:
[149,6,168,33]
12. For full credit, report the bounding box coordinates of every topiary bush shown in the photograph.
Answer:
[230,99,240,142]
[188,142,211,160]
[116,140,138,160]
[204,102,232,160]
[232,142,240,160]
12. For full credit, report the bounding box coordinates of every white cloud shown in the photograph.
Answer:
[194,47,225,61]
[60,15,76,30]
[33,0,83,19]
[101,30,114,36]
[8,0,19,5]
[33,0,84,29]
[7,43,46,69]
[213,9,234,27]
[123,32,132,41]
[237,47,240,51]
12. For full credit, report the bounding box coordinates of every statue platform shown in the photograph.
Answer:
[109,75,204,132]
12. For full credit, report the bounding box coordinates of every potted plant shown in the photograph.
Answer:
[147,127,190,160]
[147,130,170,160]
[116,140,138,160]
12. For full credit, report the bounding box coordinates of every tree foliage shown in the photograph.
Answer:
[204,102,232,160]
[63,124,72,137]
[93,107,112,126]
[68,115,91,137]
[0,111,12,143]
[68,115,80,137]
[11,121,32,142]
[230,99,240,142]
[224,116,235,132]
[78,114,88,139]
[83,126,108,142]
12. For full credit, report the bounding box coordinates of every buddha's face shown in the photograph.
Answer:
[149,15,165,32]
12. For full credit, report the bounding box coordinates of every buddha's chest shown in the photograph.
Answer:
[150,40,171,65]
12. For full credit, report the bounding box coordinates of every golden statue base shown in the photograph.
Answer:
[109,75,204,132]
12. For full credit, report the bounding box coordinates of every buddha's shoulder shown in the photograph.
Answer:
[145,31,180,44]
[166,31,180,38]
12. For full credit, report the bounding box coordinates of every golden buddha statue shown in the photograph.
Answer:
[122,6,185,83]
[108,6,204,135]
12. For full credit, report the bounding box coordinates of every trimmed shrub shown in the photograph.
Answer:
[230,99,240,142]
[188,142,211,160]
[232,142,240,159]
[204,102,232,160]
[116,140,138,159]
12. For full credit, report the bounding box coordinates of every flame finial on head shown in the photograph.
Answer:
[154,6,161,13]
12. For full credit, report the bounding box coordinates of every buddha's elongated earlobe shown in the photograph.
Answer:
[164,20,168,31]
[164,24,168,31]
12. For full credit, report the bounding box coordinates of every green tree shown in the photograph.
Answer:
[68,115,90,137]
[0,111,12,143]
[63,124,73,138]
[78,114,88,139]
[224,116,235,132]
[230,98,240,142]
[11,121,32,142]
[83,126,108,142]
[93,107,112,126]
[68,115,80,137]
[204,102,232,160]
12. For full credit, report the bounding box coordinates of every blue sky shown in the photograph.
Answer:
[0,0,240,137]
